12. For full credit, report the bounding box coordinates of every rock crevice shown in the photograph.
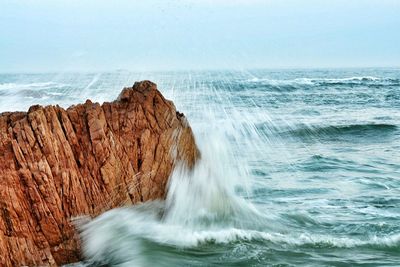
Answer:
[0,81,199,266]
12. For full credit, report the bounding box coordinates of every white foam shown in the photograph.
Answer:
[80,205,400,253]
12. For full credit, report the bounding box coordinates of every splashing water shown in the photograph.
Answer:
[1,69,400,266]
[78,104,276,266]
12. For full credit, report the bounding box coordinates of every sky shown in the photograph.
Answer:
[0,0,399,72]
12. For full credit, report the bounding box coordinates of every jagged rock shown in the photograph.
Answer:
[0,81,199,266]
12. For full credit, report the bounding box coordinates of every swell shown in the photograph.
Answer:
[280,123,398,139]
[246,77,400,87]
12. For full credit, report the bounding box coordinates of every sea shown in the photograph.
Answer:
[1,68,399,266]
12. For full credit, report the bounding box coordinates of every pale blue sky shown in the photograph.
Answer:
[1,0,399,72]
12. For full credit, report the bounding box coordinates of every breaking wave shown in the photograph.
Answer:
[80,204,400,249]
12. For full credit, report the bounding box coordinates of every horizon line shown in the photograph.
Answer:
[1,66,399,75]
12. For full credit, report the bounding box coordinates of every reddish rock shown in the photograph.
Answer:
[0,81,199,266]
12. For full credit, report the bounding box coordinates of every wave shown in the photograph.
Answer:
[79,205,400,252]
[281,123,398,139]
[247,77,314,86]
[143,227,400,250]
[247,77,399,86]
[0,82,67,91]
[193,229,400,250]
[318,76,381,82]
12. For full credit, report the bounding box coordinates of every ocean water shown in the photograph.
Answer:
[1,69,400,266]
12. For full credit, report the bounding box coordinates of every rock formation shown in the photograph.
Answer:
[0,81,199,266]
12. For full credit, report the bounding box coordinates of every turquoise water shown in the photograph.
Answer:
[1,69,400,266]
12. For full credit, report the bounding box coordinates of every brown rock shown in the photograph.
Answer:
[0,81,199,266]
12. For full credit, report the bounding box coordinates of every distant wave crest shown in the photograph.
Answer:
[247,76,399,86]
[0,82,67,91]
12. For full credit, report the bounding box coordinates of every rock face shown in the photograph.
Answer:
[0,81,199,266]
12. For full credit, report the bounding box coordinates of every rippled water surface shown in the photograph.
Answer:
[1,69,400,266]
